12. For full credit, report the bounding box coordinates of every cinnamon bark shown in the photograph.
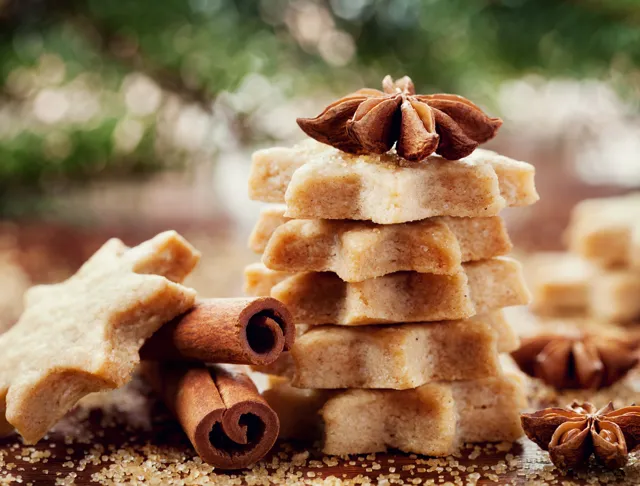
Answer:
[142,362,279,469]
[140,297,294,366]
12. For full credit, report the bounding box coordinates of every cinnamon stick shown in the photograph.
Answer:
[140,297,294,366]
[142,362,279,469]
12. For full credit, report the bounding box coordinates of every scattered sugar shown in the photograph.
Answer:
[3,374,640,485]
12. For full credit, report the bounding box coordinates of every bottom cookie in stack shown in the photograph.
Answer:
[263,358,525,456]
[259,312,526,457]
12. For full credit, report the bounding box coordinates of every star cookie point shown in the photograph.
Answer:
[0,231,200,444]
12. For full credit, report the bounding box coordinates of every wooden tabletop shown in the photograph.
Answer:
[2,378,640,485]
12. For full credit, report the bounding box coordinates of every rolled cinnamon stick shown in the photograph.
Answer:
[142,362,279,469]
[140,297,294,366]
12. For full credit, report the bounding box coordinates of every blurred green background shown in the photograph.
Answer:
[2,0,640,206]
[1,0,640,327]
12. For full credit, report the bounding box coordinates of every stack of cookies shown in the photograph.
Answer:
[244,76,539,456]
[528,193,640,324]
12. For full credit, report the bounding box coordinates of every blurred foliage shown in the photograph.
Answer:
[1,0,640,208]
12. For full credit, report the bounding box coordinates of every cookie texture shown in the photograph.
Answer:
[527,252,640,323]
[0,231,200,443]
[263,371,526,456]
[249,205,512,281]
[249,140,538,223]
[566,192,640,269]
[289,312,518,389]
[245,258,530,325]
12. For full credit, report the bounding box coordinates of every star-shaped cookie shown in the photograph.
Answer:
[0,231,200,444]
[249,140,538,224]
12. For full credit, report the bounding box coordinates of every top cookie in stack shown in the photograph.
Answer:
[246,75,538,456]
[250,140,537,224]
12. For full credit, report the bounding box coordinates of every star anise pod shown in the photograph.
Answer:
[296,75,502,161]
[522,401,640,469]
[511,333,639,390]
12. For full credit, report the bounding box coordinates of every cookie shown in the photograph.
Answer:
[566,193,640,269]
[0,231,200,443]
[249,205,512,281]
[527,252,640,323]
[245,257,530,325]
[288,312,518,389]
[249,140,538,224]
[526,252,595,315]
[263,370,525,456]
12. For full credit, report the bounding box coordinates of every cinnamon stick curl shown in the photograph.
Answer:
[140,297,294,366]
[142,362,279,469]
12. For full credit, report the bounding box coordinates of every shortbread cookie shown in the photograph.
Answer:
[249,140,538,224]
[263,372,525,456]
[245,257,530,325]
[0,231,200,443]
[249,205,512,281]
[527,252,595,315]
[566,193,640,269]
[527,252,640,323]
[0,250,30,333]
[290,312,517,389]
[259,313,518,384]
[261,376,330,442]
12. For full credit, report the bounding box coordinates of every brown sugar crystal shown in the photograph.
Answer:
[245,257,530,325]
[249,140,538,224]
[249,205,512,281]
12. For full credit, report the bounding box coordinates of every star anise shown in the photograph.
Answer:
[522,401,640,469]
[511,334,639,390]
[296,75,502,161]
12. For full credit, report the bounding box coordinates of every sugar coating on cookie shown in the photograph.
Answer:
[0,231,200,444]
[249,140,538,223]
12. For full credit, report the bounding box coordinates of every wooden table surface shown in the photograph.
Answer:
[2,378,640,485]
